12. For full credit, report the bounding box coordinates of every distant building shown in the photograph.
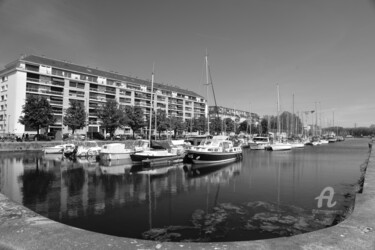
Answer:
[208,105,259,124]
[0,55,207,136]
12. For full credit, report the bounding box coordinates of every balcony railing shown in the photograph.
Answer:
[26,88,63,96]
[50,100,63,105]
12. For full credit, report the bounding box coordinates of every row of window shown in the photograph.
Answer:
[25,64,204,102]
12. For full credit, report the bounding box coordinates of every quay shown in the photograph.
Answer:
[0,142,374,249]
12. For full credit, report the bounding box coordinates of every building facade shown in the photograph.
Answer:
[208,106,259,124]
[0,55,207,136]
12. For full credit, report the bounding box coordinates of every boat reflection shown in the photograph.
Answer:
[184,161,242,179]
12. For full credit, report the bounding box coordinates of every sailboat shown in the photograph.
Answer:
[186,52,243,166]
[267,84,292,151]
[130,65,185,164]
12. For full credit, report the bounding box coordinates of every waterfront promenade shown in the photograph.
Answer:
[0,142,374,249]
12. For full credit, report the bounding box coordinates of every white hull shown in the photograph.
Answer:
[44,148,64,154]
[249,143,270,150]
[290,143,305,148]
[268,143,292,151]
[100,152,131,161]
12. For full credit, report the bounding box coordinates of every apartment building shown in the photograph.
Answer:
[0,55,206,136]
[208,105,259,124]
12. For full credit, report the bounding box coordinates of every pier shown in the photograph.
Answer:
[0,142,374,249]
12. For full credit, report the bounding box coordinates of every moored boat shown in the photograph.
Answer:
[249,136,271,150]
[267,141,292,151]
[99,143,134,161]
[43,143,75,154]
[130,140,185,163]
[186,135,243,165]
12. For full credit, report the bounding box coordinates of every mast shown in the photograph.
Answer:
[205,51,210,135]
[148,63,155,143]
[277,84,280,140]
[292,94,294,136]
[249,102,252,136]
[315,102,318,137]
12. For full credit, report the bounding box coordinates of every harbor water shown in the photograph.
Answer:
[0,138,369,242]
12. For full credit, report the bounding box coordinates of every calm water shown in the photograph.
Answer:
[0,138,369,242]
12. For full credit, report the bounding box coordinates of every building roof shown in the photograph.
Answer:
[3,54,204,99]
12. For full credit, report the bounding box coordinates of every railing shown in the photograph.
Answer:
[105,89,116,94]
[26,88,63,96]
[50,100,63,105]
[51,81,64,87]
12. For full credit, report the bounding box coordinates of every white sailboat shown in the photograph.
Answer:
[268,84,292,151]
[130,64,184,163]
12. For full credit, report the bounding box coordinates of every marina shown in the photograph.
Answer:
[0,138,368,242]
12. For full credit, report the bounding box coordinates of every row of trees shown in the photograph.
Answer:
[18,95,374,139]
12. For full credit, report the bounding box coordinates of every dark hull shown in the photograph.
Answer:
[187,150,243,166]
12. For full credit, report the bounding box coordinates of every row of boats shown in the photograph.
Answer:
[247,135,343,151]
[42,136,243,167]
[42,134,342,169]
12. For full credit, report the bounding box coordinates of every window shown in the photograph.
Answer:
[119,97,132,104]
[26,64,39,72]
[70,81,85,89]
[1,76,8,82]
[52,68,63,76]
[69,90,85,98]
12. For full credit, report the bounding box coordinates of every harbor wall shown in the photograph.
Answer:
[0,143,374,249]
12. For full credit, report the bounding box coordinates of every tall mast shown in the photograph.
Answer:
[148,63,155,143]
[277,84,280,139]
[205,51,210,135]
[292,94,294,136]
[315,102,318,136]
[249,102,252,135]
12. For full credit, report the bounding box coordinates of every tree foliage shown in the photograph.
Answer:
[209,117,223,135]
[96,100,128,138]
[63,100,87,134]
[125,105,145,138]
[19,95,56,134]
[169,116,185,138]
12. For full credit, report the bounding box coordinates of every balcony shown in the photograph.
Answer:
[50,100,63,105]
[26,88,63,96]
[105,89,116,95]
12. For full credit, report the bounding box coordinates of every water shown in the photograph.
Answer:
[0,138,369,242]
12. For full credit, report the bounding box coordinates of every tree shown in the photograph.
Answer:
[146,109,168,138]
[19,95,56,135]
[63,100,87,134]
[96,100,128,139]
[125,105,146,138]
[224,118,234,134]
[194,116,207,134]
[210,117,222,135]
[169,116,185,138]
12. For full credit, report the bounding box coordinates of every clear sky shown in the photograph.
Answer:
[1,0,375,128]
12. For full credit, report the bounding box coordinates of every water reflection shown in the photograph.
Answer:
[0,139,368,242]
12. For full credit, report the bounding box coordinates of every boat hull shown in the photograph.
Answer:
[187,150,243,165]
[130,151,177,162]
[100,152,131,161]
[249,143,270,150]
[267,143,292,151]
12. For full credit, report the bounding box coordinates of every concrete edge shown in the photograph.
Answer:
[0,144,374,249]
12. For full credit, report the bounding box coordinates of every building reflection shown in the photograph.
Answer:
[0,153,243,222]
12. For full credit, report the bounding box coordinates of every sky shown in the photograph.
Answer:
[1,0,375,128]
